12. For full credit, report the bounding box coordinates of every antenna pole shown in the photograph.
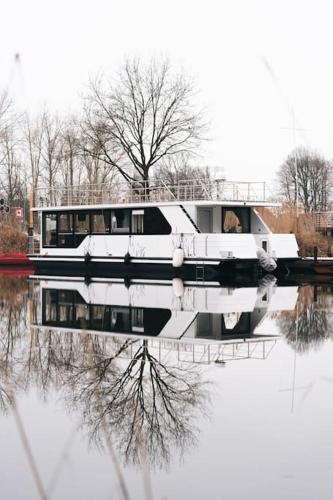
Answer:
[292,108,299,224]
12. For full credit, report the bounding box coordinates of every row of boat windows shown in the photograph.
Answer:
[43,207,171,247]
[43,289,171,335]
[42,290,254,339]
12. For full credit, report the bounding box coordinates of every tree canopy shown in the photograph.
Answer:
[82,58,205,183]
[277,147,332,212]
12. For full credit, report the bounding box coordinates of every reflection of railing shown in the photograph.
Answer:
[90,335,278,365]
[31,326,278,365]
[34,179,270,207]
[142,337,278,364]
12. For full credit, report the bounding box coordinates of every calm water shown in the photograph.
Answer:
[0,276,332,500]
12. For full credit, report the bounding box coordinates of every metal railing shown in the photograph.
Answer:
[34,179,269,208]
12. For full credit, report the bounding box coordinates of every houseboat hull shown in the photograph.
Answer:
[30,255,297,284]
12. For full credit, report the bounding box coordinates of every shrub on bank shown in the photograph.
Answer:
[0,224,28,253]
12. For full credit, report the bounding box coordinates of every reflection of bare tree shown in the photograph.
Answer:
[26,329,209,468]
[61,338,209,468]
[0,278,210,469]
[0,277,29,412]
[276,286,333,352]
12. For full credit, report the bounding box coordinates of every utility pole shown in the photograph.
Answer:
[281,111,306,230]
[292,108,299,221]
[262,57,306,227]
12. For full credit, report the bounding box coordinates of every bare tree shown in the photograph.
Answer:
[277,147,332,212]
[0,90,24,202]
[0,90,13,132]
[59,117,81,193]
[0,126,25,203]
[23,113,44,194]
[154,153,211,184]
[83,58,205,184]
[40,111,63,201]
[79,132,118,186]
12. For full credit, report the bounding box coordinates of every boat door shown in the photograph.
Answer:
[197,208,213,233]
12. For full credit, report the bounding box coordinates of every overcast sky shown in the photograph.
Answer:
[1,0,333,184]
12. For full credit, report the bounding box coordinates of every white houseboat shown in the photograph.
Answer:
[29,179,299,281]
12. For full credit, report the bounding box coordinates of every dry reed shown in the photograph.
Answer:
[0,224,28,253]
[258,205,330,257]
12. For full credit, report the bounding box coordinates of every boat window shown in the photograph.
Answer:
[91,305,108,330]
[131,308,144,332]
[75,212,90,234]
[58,213,74,247]
[143,308,172,336]
[132,210,144,234]
[74,304,90,329]
[144,207,171,235]
[58,213,73,233]
[222,208,251,233]
[58,300,74,324]
[44,213,57,246]
[44,289,58,321]
[110,209,130,234]
[91,211,110,234]
[221,312,251,337]
[74,212,90,246]
[110,307,131,331]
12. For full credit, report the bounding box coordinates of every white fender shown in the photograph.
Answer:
[172,277,185,298]
[172,248,185,268]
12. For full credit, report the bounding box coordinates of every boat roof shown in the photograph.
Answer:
[32,199,280,212]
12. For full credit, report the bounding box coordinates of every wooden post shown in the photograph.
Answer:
[314,246,318,262]
[28,186,34,253]
[28,185,34,232]
[313,285,318,303]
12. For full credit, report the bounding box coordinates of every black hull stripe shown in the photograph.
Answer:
[32,260,264,285]
[29,254,258,263]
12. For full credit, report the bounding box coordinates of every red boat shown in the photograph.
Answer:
[0,253,35,275]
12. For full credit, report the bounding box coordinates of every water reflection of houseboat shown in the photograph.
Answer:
[30,277,298,364]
